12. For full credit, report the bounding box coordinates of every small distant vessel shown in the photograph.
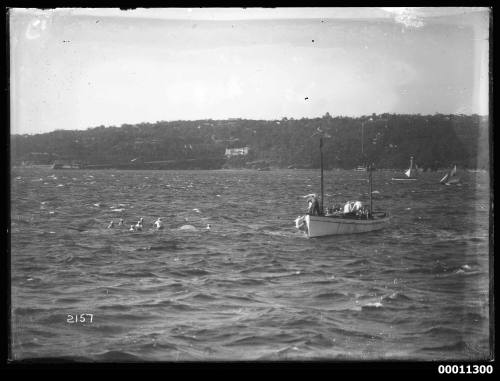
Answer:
[295,132,390,238]
[52,160,82,169]
[440,165,460,185]
[391,156,419,181]
[354,165,367,172]
[404,156,419,178]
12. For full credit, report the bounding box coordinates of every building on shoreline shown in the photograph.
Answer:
[225,147,249,157]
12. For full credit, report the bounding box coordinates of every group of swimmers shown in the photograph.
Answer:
[107,217,164,231]
[107,218,212,231]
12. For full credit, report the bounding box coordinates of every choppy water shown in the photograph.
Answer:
[10,167,491,361]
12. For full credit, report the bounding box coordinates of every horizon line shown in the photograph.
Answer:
[11,112,490,136]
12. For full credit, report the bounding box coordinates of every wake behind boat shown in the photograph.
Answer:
[294,133,390,238]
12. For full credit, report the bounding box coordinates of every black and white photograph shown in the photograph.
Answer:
[8,7,492,365]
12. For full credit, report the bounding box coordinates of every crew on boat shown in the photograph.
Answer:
[325,204,343,216]
[306,194,321,216]
[341,201,372,219]
[343,201,363,214]
[341,201,366,218]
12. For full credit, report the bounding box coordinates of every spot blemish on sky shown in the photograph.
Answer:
[25,18,46,40]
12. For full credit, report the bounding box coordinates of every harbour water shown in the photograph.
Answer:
[10,167,491,361]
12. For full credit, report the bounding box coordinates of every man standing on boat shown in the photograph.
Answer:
[306,194,321,216]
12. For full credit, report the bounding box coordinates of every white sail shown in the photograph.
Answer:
[450,165,457,177]
[440,165,459,185]
[405,168,418,178]
[405,157,418,178]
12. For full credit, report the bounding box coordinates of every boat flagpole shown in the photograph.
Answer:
[320,136,324,214]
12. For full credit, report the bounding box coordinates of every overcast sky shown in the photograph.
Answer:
[10,7,490,135]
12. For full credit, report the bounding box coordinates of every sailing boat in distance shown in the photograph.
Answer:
[391,156,419,181]
[440,164,460,185]
[404,156,419,178]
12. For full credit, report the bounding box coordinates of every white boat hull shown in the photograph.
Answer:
[297,214,390,238]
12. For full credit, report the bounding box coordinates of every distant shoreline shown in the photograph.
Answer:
[11,165,489,173]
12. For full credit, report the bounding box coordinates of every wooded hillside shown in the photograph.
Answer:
[11,113,489,170]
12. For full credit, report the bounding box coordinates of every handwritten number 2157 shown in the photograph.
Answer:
[66,314,93,323]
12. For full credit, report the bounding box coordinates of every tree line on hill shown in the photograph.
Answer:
[11,113,489,170]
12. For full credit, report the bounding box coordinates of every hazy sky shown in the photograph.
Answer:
[10,7,490,135]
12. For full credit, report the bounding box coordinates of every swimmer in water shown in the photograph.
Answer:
[129,224,135,232]
[118,218,124,226]
[135,218,143,231]
[107,220,114,229]
[206,224,211,230]
[154,218,164,229]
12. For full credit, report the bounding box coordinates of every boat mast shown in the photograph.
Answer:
[320,136,324,214]
[368,163,373,217]
[361,120,364,162]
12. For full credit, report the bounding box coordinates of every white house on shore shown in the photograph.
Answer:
[225,147,249,157]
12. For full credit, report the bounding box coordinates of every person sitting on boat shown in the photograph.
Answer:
[343,201,363,216]
[343,201,353,214]
[356,205,370,219]
[325,204,342,216]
